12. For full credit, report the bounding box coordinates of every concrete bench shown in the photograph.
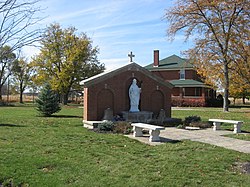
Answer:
[208,119,243,133]
[131,123,165,142]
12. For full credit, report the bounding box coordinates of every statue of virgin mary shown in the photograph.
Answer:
[129,79,141,112]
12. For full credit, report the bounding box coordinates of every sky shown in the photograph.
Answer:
[24,0,193,70]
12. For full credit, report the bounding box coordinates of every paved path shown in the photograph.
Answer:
[127,128,250,154]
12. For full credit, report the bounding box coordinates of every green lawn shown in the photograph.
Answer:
[172,107,250,141]
[0,106,250,186]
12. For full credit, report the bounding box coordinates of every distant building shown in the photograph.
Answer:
[145,50,216,106]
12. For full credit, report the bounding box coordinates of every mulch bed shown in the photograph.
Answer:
[233,162,250,174]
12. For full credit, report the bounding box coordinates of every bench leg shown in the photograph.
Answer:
[149,129,161,142]
[133,126,143,137]
[213,122,221,131]
[234,122,242,133]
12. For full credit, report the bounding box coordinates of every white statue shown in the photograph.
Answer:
[129,79,141,112]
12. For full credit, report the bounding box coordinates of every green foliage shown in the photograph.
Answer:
[184,115,201,125]
[12,57,32,103]
[97,121,115,132]
[31,23,105,104]
[35,83,61,116]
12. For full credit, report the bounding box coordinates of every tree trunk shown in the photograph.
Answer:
[242,95,246,104]
[63,92,69,105]
[223,63,229,112]
[19,81,24,103]
[60,93,69,105]
[0,84,3,101]
[20,91,23,103]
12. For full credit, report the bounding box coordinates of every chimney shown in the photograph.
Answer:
[153,50,159,67]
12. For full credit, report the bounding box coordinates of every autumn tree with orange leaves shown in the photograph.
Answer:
[165,0,250,111]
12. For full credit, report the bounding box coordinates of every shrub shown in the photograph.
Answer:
[189,121,212,129]
[113,121,132,134]
[0,101,7,106]
[171,98,205,107]
[35,83,61,117]
[206,95,231,107]
[176,124,185,129]
[97,121,114,132]
[184,115,201,125]
[162,118,183,127]
[206,98,223,107]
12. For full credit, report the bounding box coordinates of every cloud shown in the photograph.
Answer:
[101,58,129,70]
[113,38,167,46]
[22,45,40,59]
[41,0,129,25]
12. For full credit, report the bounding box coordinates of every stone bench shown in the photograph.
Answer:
[208,119,243,133]
[131,123,165,142]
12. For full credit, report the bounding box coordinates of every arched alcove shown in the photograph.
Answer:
[150,90,164,115]
[97,89,114,120]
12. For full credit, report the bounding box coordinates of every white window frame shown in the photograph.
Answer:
[180,69,185,80]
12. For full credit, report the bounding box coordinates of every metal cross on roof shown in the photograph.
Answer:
[128,51,135,62]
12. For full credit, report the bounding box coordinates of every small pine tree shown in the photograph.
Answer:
[35,83,61,116]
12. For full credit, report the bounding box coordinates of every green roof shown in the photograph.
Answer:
[170,79,207,87]
[145,54,193,70]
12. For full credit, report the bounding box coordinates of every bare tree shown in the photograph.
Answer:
[164,0,250,112]
[0,0,43,101]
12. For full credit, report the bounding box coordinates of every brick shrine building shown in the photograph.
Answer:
[81,62,173,122]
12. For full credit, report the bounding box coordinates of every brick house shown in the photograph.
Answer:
[81,62,173,121]
[145,50,216,106]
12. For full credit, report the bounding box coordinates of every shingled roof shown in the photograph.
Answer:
[145,54,193,71]
[170,79,207,87]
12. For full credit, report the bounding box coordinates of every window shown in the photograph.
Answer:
[180,69,185,80]
[195,87,202,96]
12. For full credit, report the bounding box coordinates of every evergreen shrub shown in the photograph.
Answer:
[35,83,61,116]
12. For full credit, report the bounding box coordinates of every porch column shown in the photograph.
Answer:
[179,87,184,98]
[201,87,205,99]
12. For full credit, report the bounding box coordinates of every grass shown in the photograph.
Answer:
[0,105,250,186]
[172,107,250,139]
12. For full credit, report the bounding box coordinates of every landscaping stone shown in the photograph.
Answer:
[185,126,200,130]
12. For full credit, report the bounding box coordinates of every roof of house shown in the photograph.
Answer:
[145,54,193,71]
[80,62,174,89]
[170,79,207,87]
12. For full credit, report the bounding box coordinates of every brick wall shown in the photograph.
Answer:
[83,70,172,121]
[151,69,200,81]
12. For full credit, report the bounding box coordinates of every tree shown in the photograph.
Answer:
[35,83,61,117]
[165,0,250,112]
[229,83,250,104]
[12,57,32,103]
[0,0,43,51]
[0,0,43,101]
[32,23,105,104]
[229,20,250,86]
[0,45,16,100]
